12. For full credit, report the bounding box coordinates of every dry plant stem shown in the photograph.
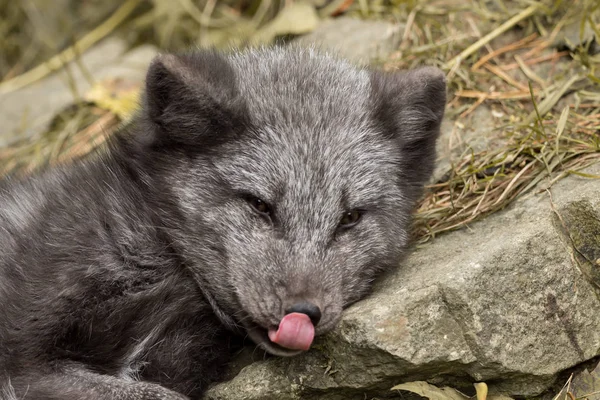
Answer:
[177,0,222,28]
[459,96,485,118]
[456,89,539,100]
[0,0,141,95]
[551,373,573,400]
[318,0,355,18]
[483,62,528,91]
[447,4,541,69]
[525,75,583,124]
[471,171,500,215]
[199,0,217,47]
[471,33,539,70]
[400,6,421,50]
[514,55,547,87]
[56,113,116,164]
[501,51,569,70]
[492,162,534,206]
[252,0,272,28]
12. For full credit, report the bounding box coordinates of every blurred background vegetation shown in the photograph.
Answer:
[0,0,598,241]
[0,0,417,81]
[2,0,594,80]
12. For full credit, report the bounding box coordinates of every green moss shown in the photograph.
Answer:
[557,200,600,287]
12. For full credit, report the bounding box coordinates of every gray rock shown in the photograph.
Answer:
[553,19,598,54]
[293,17,402,65]
[433,104,507,182]
[0,39,157,146]
[555,360,600,399]
[205,163,600,399]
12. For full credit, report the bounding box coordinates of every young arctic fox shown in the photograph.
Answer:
[0,47,446,399]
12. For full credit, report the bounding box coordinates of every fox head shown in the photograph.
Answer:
[129,47,446,356]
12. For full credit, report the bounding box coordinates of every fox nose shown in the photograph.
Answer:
[285,302,322,326]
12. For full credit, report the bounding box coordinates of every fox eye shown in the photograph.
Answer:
[339,209,363,229]
[246,195,272,216]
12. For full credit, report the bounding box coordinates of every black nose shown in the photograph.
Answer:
[285,302,321,325]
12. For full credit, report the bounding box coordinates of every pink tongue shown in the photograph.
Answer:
[268,313,315,351]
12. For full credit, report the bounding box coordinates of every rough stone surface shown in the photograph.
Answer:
[293,17,402,65]
[433,104,508,181]
[205,162,600,400]
[0,39,157,146]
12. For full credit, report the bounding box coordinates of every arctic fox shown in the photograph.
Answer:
[0,47,446,399]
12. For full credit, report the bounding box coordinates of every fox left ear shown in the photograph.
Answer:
[370,66,447,186]
[142,50,247,148]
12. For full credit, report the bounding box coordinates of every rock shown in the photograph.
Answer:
[205,162,600,400]
[554,360,600,399]
[0,39,157,146]
[553,19,599,54]
[293,17,403,65]
[433,104,508,182]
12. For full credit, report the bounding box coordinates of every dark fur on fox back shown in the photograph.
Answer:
[0,47,446,399]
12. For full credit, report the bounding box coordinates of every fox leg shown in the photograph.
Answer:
[2,364,188,400]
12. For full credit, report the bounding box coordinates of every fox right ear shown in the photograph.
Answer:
[143,51,247,147]
[370,66,447,187]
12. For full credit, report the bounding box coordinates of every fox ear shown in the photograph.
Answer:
[370,66,447,185]
[143,51,247,147]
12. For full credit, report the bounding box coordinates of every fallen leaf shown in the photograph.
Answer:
[391,381,469,400]
[474,382,488,400]
[85,78,140,120]
[391,381,514,400]
[251,2,319,45]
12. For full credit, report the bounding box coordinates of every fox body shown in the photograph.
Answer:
[0,47,446,399]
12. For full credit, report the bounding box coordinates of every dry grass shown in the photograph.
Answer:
[414,104,600,241]
[368,0,600,242]
[0,104,119,177]
[0,0,599,243]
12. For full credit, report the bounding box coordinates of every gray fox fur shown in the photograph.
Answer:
[0,47,446,399]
